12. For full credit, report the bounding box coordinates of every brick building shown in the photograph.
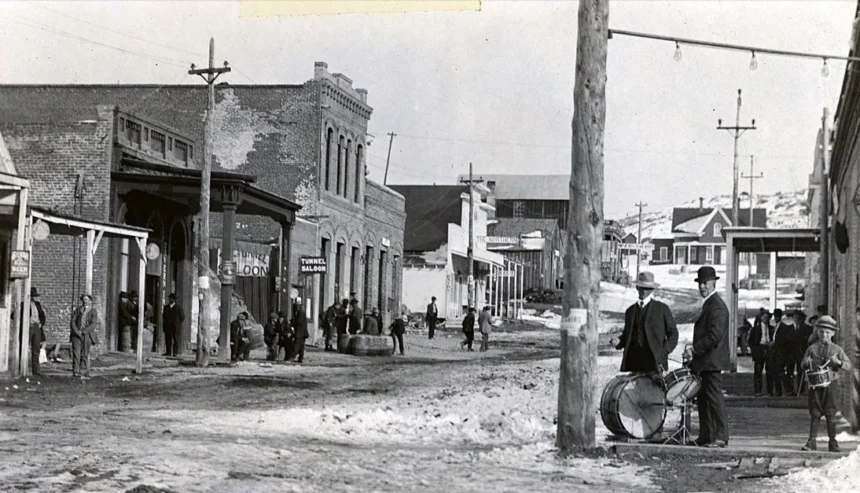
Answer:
[0,61,405,352]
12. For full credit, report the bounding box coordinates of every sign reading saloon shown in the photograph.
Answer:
[214,248,271,277]
[300,256,327,274]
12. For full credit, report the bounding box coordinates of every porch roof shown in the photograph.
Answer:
[31,207,151,239]
[721,227,821,253]
[113,158,300,224]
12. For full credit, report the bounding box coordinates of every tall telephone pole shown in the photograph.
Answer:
[460,163,483,309]
[634,202,647,278]
[189,38,230,367]
[717,89,756,228]
[741,155,763,223]
[383,132,397,185]
[741,155,763,278]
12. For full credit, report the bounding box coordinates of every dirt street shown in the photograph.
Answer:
[0,324,811,492]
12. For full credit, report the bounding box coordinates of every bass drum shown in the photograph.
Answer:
[600,374,666,439]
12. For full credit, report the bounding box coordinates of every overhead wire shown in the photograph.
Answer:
[29,3,207,58]
[9,15,191,68]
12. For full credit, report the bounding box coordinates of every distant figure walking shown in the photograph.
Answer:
[426,296,438,340]
[70,294,101,378]
[479,306,492,352]
[390,313,406,356]
[291,303,308,363]
[461,307,476,351]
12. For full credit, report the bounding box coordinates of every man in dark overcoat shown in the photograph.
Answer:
[426,296,438,340]
[162,293,185,357]
[291,302,309,363]
[683,266,730,448]
[615,272,678,374]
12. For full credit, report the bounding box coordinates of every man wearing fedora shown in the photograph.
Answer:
[615,272,679,375]
[28,287,47,376]
[683,266,730,448]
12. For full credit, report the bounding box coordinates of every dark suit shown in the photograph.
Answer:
[748,321,771,395]
[616,299,679,373]
[691,293,730,444]
[292,309,308,363]
[390,318,405,354]
[461,313,476,351]
[771,321,796,395]
[426,302,438,339]
[162,302,185,356]
[70,306,101,376]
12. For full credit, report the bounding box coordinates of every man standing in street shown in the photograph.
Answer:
[683,266,730,448]
[478,305,492,352]
[323,300,340,352]
[70,294,100,378]
[615,272,678,376]
[461,306,476,351]
[162,293,184,357]
[291,302,308,363]
[426,296,438,340]
[29,287,46,376]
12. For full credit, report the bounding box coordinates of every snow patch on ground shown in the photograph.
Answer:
[765,447,860,492]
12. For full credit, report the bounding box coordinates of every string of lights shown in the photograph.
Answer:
[608,28,860,78]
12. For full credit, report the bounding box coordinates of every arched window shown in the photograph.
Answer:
[324,128,333,191]
[337,136,344,195]
[713,222,722,237]
[355,144,363,202]
[345,139,352,198]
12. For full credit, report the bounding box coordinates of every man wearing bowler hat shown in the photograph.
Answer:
[615,272,679,376]
[683,266,730,448]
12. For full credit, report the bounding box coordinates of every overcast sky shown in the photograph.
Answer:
[0,1,854,219]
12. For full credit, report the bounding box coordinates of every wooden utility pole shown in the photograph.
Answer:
[189,38,230,367]
[383,132,397,185]
[634,202,646,279]
[741,155,763,277]
[717,89,756,228]
[460,163,483,308]
[557,0,609,453]
[820,108,830,311]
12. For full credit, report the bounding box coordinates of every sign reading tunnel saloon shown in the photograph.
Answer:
[214,248,271,277]
[300,256,327,274]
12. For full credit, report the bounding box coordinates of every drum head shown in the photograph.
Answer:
[665,372,701,404]
[616,375,666,439]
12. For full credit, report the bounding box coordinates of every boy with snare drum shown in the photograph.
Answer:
[800,315,853,452]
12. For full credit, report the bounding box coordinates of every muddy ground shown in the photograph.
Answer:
[0,323,794,493]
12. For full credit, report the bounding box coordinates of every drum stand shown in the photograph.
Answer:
[663,396,695,446]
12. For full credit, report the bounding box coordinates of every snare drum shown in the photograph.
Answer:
[600,374,666,439]
[663,368,702,405]
[807,368,833,389]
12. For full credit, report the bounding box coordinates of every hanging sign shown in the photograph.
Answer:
[10,250,29,279]
[145,242,161,260]
[32,220,50,241]
[300,256,327,274]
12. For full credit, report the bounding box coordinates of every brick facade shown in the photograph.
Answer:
[0,61,406,342]
[0,112,113,346]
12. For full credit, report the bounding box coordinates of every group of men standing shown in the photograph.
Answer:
[118,291,185,357]
[749,306,818,397]
[261,304,309,363]
[615,267,731,448]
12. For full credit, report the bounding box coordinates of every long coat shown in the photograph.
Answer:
[70,306,101,345]
[162,302,185,333]
[478,310,492,334]
[292,310,309,339]
[616,299,679,372]
[690,293,730,372]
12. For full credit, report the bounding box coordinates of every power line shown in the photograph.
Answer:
[30,4,206,58]
[10,16,190,68]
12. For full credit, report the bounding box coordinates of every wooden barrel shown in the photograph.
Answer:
[351,335,395,357]
[337,333,352,354]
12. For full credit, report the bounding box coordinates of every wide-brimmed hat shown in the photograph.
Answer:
[633,271,660,289]
[815,315,839,332]
[30,287,40,298]
[694,266,720,283]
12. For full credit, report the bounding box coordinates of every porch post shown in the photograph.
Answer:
[136,237,146,374]
[220,200,237,363]
[11,187,28,376]
[279,222,293,323]
[519,262,524,320]
[726,234,737,372]
[769,252,778,311]
[311,273,321,345]
[85,229,95,295]
[19,213,33,377]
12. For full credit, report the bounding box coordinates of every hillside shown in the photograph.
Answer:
[618,190,809,241]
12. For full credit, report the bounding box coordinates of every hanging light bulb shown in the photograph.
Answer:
[749,51,758,71]
[673,41,682,62]
[821,58,830,78]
